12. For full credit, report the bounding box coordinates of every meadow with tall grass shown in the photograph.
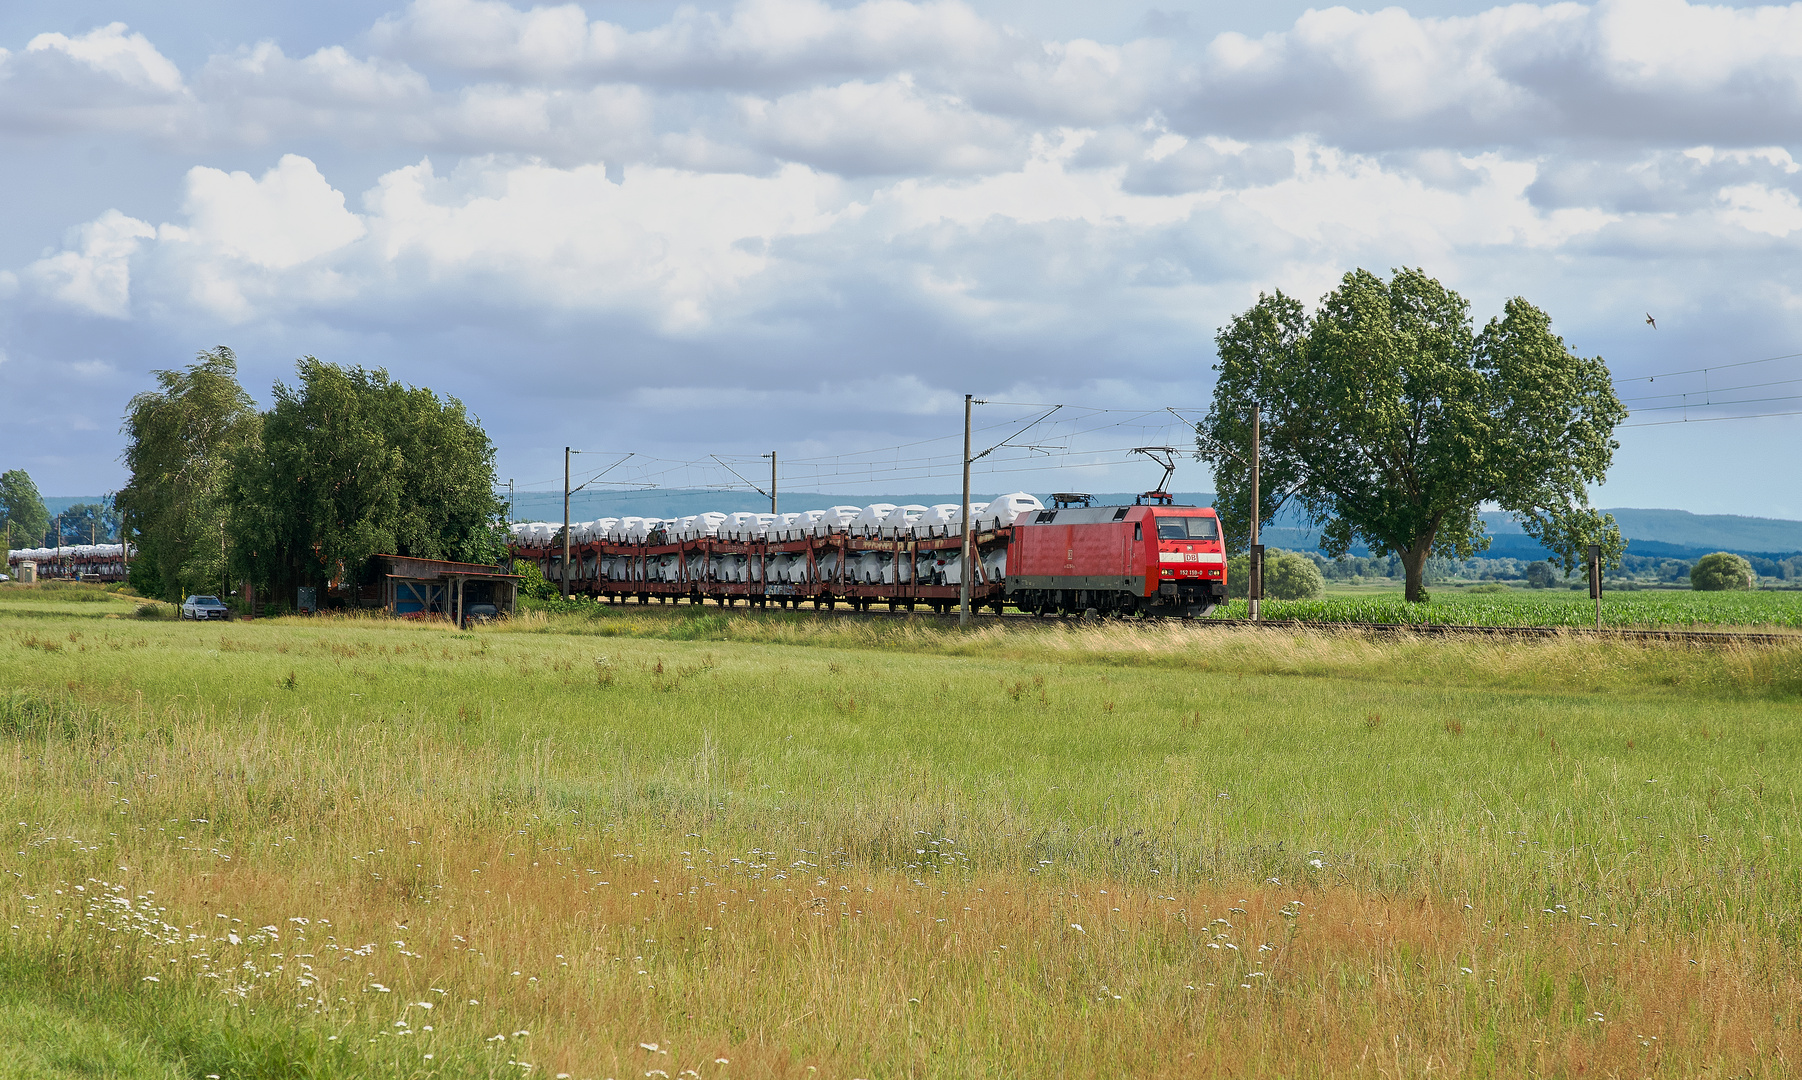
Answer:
[4,587,1802,1077]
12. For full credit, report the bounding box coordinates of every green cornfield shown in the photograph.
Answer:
[1214,587,1802,629]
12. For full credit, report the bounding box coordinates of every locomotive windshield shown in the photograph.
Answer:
[1154,516,1218,540]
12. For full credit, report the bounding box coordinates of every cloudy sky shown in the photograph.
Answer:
[3,0,1801,517]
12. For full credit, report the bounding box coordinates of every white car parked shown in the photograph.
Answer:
[180,595,231,620]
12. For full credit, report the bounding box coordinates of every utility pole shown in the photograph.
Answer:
[762,452,777,514]
[1588,543,1602,631]
[508,479,515,523]
[960,394,973,628]
[1248,405,1261,622]
[562,447,571,599]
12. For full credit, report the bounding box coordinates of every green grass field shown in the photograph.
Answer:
[4,584,1802,1076]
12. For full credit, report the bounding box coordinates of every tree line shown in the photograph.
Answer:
[115,347,504,607]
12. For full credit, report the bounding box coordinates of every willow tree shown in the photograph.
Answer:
[1197,268,1625,603]
[116,347,261,601]
[226,358,505,603]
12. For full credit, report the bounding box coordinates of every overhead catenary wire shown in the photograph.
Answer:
[518,343,1802,493]
[1625,392,1802,414]
[501,368,1801,510]
[1622,408,1802,428]
[1618,373,1802,404]
[1613,349,1802,385]
[500,403,1208,508]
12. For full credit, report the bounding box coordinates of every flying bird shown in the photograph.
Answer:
[1645,313,1657,329]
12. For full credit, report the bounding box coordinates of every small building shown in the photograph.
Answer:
[369,554,520,624]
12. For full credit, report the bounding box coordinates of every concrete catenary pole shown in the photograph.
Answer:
[562,447,571,599]
[1589,543,1603,631]
[960,394,973,628]
[1249,405,1260,622]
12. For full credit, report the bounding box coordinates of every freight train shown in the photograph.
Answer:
[507,493,1226,617]
[4,543,133,583]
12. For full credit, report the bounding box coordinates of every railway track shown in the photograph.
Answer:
[583,595,1799,646]
[1201,617,1798,647]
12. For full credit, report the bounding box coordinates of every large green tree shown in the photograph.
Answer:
[226,358,505,603]
[1,469,51,551]
[116,348,262,601]
[1198,267,1625,603]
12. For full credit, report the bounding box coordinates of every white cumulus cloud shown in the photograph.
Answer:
[25,21,184,94]
[26,209,157,318]
[742,76,1026,176]
[172,154,367,270]
[0,22,189,135]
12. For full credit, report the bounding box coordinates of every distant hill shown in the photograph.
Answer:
[1266,506,1802,560]
[1587,509,1802,553]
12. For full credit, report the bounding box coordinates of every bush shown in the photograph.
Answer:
[1265,549,1325,600]
[514,559,558,602]
[1226,549,1323,600]
[1525,561,1555,589]
[1691,552,1755,591]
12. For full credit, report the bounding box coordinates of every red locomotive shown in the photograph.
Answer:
[1006,494,1226,617]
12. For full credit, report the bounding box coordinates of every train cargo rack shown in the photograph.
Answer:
[509,524,1016,612]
